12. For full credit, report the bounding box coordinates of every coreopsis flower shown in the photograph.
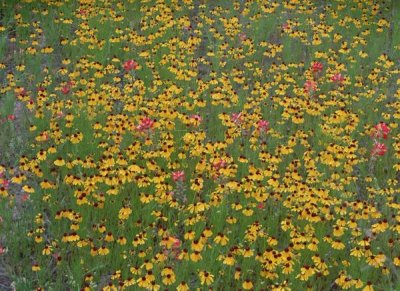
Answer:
[198,271,214,286]
[371,122,390,139]
[296,265,315,281]
[177,281,189,291]
[172,171,185,182]
[242,279,254,290]
[189,114,202,126]
[32,263,41,272]
[123,59,138,71]
[371,142,387,157]
[363,282,374,291]
[311,61,323,73]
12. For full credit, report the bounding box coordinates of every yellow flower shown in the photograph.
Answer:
[350,247,363,258]
[118,207,132,220]
[222,254,235,266]
[184,230,196,240]
[199,271,214,286]
[32,263,41,272]
[366,254,386,268]
[191,239,204,252]
[54,157,65,166]
[42,245,52,255]
[242,279,253,290]
[296,265,315,281]
[393,256,400,266]
[242,207,254,216]
[190,251,202,262]
[22,185,35,193]
[214,233,229,246]
[331,240,345,250]
[177,281,190,291]
[137,276,150,289]
[363,282,374,291]
[162,273,176,285]
[226,216,237,224]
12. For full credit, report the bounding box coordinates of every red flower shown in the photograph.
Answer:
[1,179,9,189]
[311,62,323,73]
[238,32,247,42]
[371,142,387,157]
[213,159,227,170]
[304,80,317,94]
[21,193,30,202]
[282,22,290,30]
[172,237,181,249]
[257,120,269,132]
[7,114,15,121]
[123,59,138,71]
[231,112,243,125]
[371,122,390,139]
[136,117,154,131]
[61,85,70,94]
[331,73,345,84]
[172,171,185,182]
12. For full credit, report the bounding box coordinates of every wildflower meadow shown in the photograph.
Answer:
[0,0,399,290]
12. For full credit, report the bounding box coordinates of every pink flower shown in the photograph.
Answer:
[231,112,243,125]
[213,159,227,170]
[7,114,15,121]
[172,238,181,249]
[238,32,247,42]
[371,122,390,140]
[172,171,185,182]
[257,202,264,209]
[331,73,345,84]
[0,246,6,255]
[123,59,138,71]
[311,62,323,73]
[282,22,290,30]
[61,85,70,94]
[1,179,9,189]
[371,142,387,157]
[257,120,270,132]
[21,193,30,202]
[136,117,154,132]
[304,80,317,94]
